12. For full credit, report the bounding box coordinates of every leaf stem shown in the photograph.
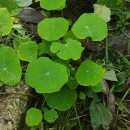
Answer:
[73,105,82,130]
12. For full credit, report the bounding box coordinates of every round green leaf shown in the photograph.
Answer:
[44,109,58,123]
[75,60,104,86]
[50,38,84,60]
[38,18,69,41]
[25,57,68,93]
[0,8,13,36]
[44,86,77,111]
[40,0,66,10]
[17,41,38,62]
[71,13,107,41]
[0,46,22,85]
[79,92,86,100]
[26,108,42,126]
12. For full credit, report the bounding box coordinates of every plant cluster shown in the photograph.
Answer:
[0,0,130,130]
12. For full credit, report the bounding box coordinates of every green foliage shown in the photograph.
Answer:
[0,8,13,36]
[1,0,125,129]
[25,57,68,93]
[44,109,58,123]
[38,18,69,41]
[89,101,112,130]
[79,92,86,100]
[44,86,77,111]
[97,0,117,8]
[17,41,38,62]
[40,0,66,10]
[26,108,42,126]
[72,13,107,41]
[16,0,32,7]
[50,38,84,60]
[76,60,104,86]
[0,0,18,13]
[0,46,22,85]
[38,40,52,55]
[91,82,103,92]
[13,36,31,50]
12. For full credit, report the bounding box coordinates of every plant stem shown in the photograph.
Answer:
[105,37,109,64]
[73,105,82,130]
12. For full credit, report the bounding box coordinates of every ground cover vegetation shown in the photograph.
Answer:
[0,0,130,130]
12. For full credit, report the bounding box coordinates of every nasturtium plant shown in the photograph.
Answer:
[44,109,58,123]
[0,46,22,85]
[26,108,42,126]
[40,0,66,10]
[0,8,13,36]
[71,13,107,41]
[89,101,112,130]
[75,60,104,86]
[44,86,77,111]
[50,38,84,60]
[17,41,38,62]
[38,18,69,41]
[25,57,68,93]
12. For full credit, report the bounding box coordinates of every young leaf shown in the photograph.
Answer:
[25,57,68,93]
[38,40,52,55]
[93,4,111,22]
[0,46,22,85]
[26,108,42,126]
[79,92,86,100]
[89,101,112,130]
[44,86,77,111]
[38,18,69,41]
[67,77,78,89]
[40,0,66,10]
[71,13,107,41]
[44,109,58,123]
[63,31,77,40]
[17,41,38,62]
[50,38,84,60]
[0,8,13,36]
[75,60,104,86]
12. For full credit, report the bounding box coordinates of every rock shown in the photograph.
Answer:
[0,81,32,130]
[17,8,46,23]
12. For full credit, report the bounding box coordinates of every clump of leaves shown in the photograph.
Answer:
[0,0,116,129]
